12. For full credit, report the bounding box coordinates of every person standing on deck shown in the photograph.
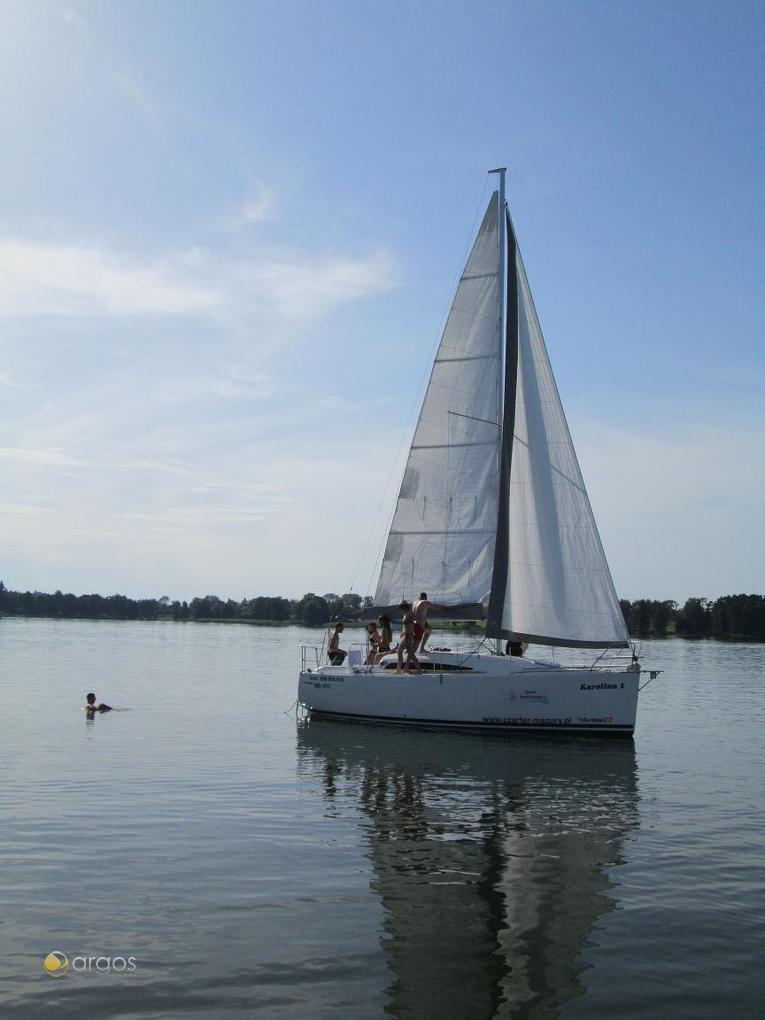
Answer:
[327,623,347,665]
[412,592,447,653]
[396,601,420,674]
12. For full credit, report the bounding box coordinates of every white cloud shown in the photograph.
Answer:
[0,241,221,317]
[0,239,395,321]
[0,502,54,516]
[0,433,397,598]
[229,184,274,228]
[111,66,159,127]
[59,6,85,27]
[241,251,395,319]
[0,447,86,467]
[316,395,369,411]
[575,421,765,601]
[122,503,291,526]
[214,370,275,401]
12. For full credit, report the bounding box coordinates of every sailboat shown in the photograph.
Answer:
[298,168,644,735]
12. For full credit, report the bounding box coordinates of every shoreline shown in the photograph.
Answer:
[1,614,764,643]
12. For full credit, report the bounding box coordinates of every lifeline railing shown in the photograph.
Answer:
[300,642,371,671]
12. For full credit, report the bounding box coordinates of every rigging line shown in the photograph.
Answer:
[348,440,407,594]
[352,173,492,597]
[457,632,490,668]
[364,498,398,598]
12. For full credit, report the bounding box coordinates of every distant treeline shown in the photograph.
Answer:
[0,582,370,627]
[1,583,764,640]
[619,596,765,641]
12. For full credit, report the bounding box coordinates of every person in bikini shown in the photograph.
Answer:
[374,614,393,663]
[364,621,381,664]
[396,601,421,674]
[412,592,447,653]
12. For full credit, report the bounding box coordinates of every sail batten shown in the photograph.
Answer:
[435,354,496,363]
[391,529,495,536]
[412,441,496,450]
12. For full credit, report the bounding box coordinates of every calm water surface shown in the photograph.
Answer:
[0,619,763,1018]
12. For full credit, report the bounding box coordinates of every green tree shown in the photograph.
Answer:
[301,597,330,626]
[341,593,363,616]
[676,598,710,637]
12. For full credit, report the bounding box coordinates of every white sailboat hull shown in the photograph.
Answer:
[298,652,639,735]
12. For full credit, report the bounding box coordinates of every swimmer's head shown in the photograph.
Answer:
[86,693,96,705]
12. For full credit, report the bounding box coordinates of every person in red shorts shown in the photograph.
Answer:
[412,592,447,653]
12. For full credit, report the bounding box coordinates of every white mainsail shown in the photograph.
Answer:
[374,187,628,649]
[374,192,502,610]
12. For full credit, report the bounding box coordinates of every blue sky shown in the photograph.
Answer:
[0,0,762,602]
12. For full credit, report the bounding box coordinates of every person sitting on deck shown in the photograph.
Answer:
[327,623,347,665]
[505,641,528,657]
[412,592,447,653]
[85,692,112,714]
[374,614,393,663]
[396,602,421,674]
[364,621,381,664]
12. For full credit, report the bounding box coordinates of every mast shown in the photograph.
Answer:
[489,168,507,652]
[489,167,507,481]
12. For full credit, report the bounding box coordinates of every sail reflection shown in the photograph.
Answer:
[297,721,639,1020]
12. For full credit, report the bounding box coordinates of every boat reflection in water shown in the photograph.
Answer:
[297,720,639,1019]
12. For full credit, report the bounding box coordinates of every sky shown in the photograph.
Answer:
[0,0,762,603]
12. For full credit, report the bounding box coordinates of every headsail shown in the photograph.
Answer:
[487,212,628,648]
[374,192,502,611]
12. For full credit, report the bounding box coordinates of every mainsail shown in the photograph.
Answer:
[374,192,502,611]
[374,185,628,649]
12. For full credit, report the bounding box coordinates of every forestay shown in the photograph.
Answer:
[374,193,501,610]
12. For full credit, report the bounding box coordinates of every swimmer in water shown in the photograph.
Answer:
[85,692,112,714]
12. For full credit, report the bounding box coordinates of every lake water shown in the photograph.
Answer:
[0,618,763,1018]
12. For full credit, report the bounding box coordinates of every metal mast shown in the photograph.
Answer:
[489,167,507,441]
[489,166,507,654]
